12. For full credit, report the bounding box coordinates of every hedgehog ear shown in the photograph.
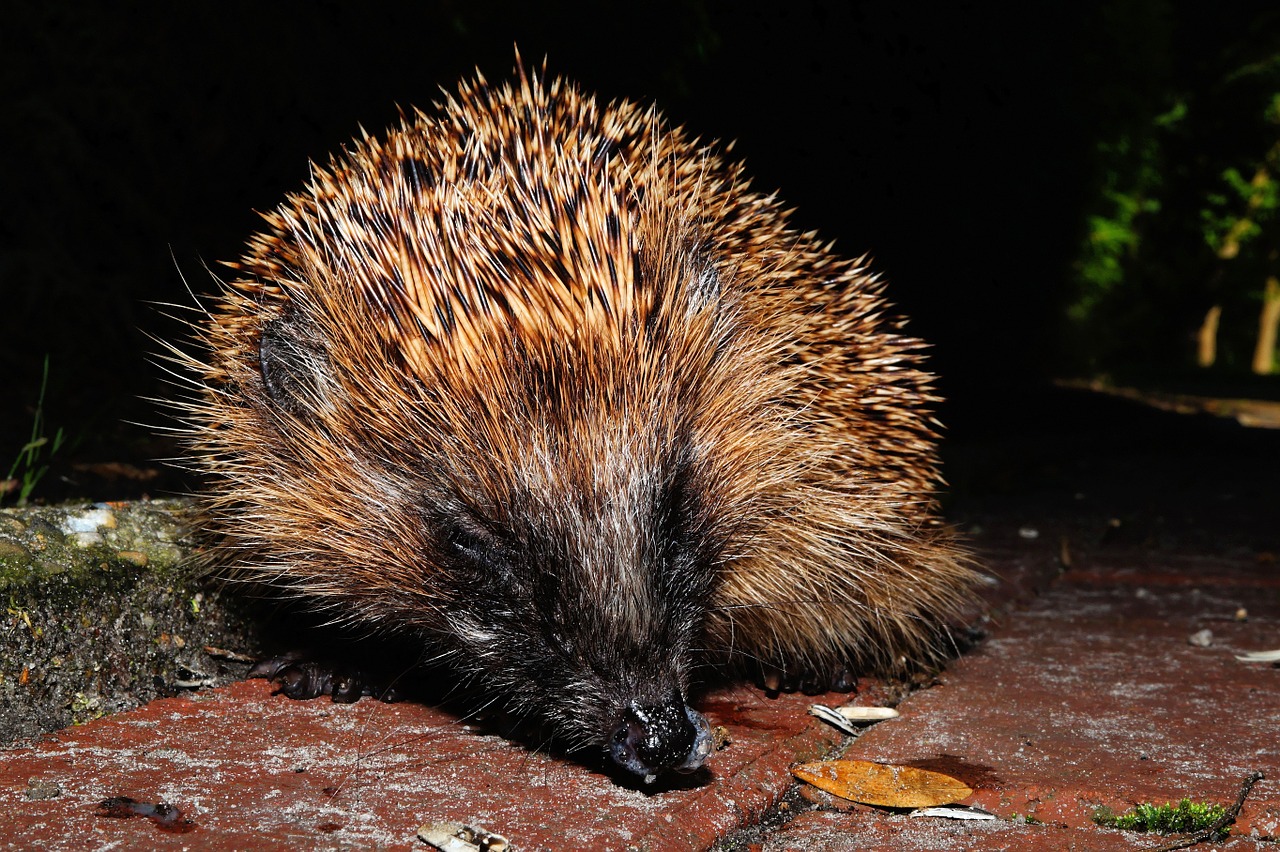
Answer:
[259,316,333,418]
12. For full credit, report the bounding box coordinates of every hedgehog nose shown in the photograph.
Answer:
[609,697,713,780]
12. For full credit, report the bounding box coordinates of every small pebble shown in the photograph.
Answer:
[25,778,61,801]
[62,506,116,535]
[1188,629,1213,648]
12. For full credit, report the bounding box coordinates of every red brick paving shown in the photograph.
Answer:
[1,678,849,851]
[758,808,1159,851]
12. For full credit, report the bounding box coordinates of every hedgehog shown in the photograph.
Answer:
[175,62,977,781]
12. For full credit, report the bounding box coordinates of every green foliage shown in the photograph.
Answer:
[1201,168,1272,255]
[1092,798,1228,836]
[4,357,65,506]
[1071,123,1172,323]
[1066,3,1280,375]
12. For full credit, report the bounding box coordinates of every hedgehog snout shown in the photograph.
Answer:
[609,696,713,780]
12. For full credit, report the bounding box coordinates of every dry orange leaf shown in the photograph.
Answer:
[792,759,973,808]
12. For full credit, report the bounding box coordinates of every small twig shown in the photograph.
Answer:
[1147,771,1264,852]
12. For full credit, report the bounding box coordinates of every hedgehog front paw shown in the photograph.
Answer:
[752,662,858,698]
[249,652,402,703]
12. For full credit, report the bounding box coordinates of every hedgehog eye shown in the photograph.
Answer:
[445,521,501,563]
[440,513,519,585]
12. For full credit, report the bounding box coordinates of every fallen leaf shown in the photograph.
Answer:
[70,461,161,481]
[792,759,973,808]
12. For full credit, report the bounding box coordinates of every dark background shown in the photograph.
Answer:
[0,1,1272,502]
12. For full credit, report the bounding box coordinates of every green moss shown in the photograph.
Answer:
[69,691,107,726]
[1093,798,1228,835]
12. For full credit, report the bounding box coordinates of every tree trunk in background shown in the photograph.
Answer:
[1254,276,1280,375]
[1197,304,1222,368]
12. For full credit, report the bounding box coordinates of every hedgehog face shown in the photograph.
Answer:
[248,301,724,777]
[427,444,717,778]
